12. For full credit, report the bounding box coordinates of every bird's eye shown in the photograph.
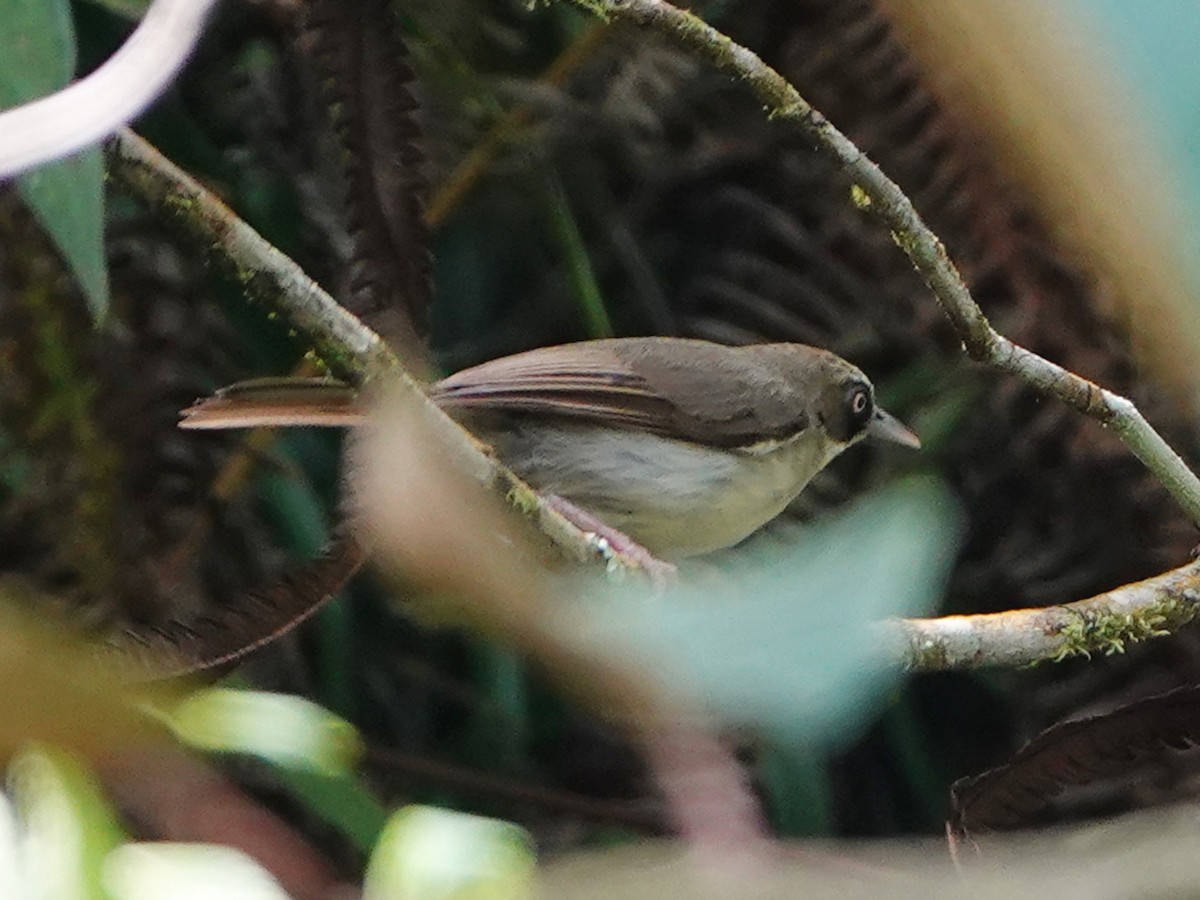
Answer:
[850,388,869,416]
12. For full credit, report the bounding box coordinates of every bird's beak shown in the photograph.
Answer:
[867,408,921,449]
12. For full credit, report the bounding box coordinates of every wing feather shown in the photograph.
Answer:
[430,338,815,448]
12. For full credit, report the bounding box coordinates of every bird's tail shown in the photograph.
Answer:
[179,377,366,429]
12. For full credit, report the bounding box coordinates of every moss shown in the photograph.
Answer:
[504,483,542,517]
[161,190,198,220]
[1052,601,1184,663]
[562,0,611,23]
[905,633,951,672]
[890,228,917,256]
[850,184,872,210]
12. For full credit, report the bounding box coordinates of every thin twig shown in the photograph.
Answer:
[363,745,665,831]
[104,128,642,578]
[895,559,1200,670]
[423,24,608,229]
[555,0,1200,528]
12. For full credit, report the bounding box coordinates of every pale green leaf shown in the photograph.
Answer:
[0,794,25,898]
[365,805,536,900]
[163,688,363,777]
[103,843,292,900]
[8,745,127,900]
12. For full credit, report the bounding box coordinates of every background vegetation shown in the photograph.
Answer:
[5,0,1200,896]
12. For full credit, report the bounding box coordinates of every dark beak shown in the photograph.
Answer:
[867,408,921,449]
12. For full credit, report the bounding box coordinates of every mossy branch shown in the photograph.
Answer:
[555,0,1200,528]
[895,559,1200,670]
[103,128,641,578]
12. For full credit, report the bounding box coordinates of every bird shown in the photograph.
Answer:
[180,337,919,561]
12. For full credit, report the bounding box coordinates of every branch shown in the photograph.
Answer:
[106,130,389,383]
[103,128,642,577]
[895,559,1200,670]
[555,0,1200,528]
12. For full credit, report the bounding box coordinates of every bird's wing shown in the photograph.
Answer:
[430,338,811,448]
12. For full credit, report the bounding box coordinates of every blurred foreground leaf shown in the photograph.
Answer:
[166,689,389,851]
[9,745,127,900]
[0,0,110,321]
[165,688,362,777]
[365,805,535,900]
[0,605,172,757]
[103,843,291,900]
[0,795,20,899]
[539,805,1200,899]
[573,477,960,743]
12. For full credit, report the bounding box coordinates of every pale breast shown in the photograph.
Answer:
[486,421,841,558]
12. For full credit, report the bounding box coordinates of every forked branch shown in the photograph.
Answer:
[556,0,1200,527]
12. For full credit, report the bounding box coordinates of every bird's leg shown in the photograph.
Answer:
[543,495,678,590]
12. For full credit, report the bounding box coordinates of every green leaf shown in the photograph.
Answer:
[274,768,390,853]
[573,476,961,744]
[162,688,363,777]
[163,685,387,852]
[0,0,110,321]
[364,805,536,900]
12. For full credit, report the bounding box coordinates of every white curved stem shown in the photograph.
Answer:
[0,0,219,178]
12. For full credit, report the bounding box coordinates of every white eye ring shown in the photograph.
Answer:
[851,390,869,414]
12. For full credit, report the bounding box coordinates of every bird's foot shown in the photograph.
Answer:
[543,495,677,591]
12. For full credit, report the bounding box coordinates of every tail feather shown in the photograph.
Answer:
[180,377,366,429]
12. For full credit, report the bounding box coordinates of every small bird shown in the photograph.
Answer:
[181,337,919,560]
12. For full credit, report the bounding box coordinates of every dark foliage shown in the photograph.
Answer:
[950,685,1200,838]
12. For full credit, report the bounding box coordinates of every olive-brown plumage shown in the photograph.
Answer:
[181,337,918,557]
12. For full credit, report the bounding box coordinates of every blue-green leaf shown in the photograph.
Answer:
[0,0,110,321]
[573,476,961,744]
